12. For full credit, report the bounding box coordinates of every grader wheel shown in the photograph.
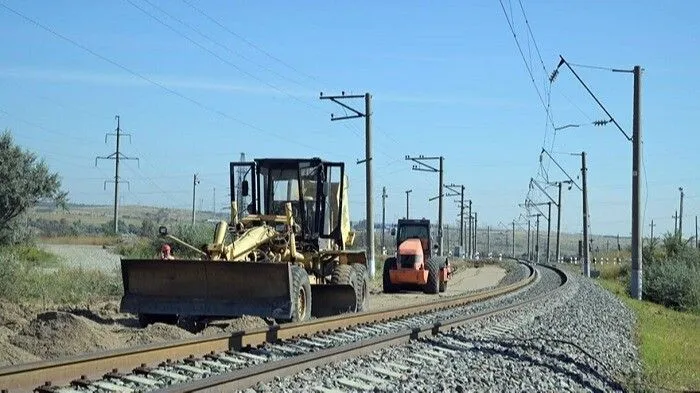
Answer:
[331,264,368,312]
[277,264,311,323]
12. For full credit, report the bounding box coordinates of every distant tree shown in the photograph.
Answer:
[0,130,67,243]
[154,208,170,223]
[140,219,155,237]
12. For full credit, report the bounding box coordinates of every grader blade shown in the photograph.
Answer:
[120,259,296,320]
[310,284,360,318]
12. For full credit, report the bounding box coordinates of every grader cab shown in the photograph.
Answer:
[120,158,369,326]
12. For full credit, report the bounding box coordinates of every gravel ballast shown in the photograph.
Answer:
[246,264,641,392]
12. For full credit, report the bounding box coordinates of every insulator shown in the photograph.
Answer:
[549,69,559,82]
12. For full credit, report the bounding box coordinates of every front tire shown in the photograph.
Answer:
[351,263,370,312]
[423,258,440,294]
[331,264,365,312]
[278,264,311,323]
[382,257,399,293]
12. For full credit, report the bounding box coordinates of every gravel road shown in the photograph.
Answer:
[39,244,121,273]
[247,264,641,392]
[369,262,508,312]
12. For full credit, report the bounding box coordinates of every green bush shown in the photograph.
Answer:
[643,258,700,313]
[599,262,629,280]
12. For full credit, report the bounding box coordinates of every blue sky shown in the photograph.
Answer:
[0,0,698,237]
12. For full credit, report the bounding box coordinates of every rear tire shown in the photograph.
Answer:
[382,257,399,293]
[331,264,365,312]
[351,263,370,312]
[439,258,448,292]
[423,258,440,294]
[278,264,311,323]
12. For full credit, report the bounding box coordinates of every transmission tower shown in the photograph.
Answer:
[96,115,139,234]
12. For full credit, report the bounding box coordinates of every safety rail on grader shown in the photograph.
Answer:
[119,158,369,327]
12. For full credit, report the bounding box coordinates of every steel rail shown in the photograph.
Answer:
[1,261,537,393]
[153,263,565,393]
[159,264,567,393]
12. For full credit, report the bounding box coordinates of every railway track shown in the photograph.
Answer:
[0,260,561,393]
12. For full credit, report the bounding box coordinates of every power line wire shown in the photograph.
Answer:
[140,0,309,89]
[124,0,325,114]
[517,0,548,89]
[0,1,322,152]
[173,0,390,151]
[568,62,617,72]
[498,0,555,129]
[127,0,382,161]
[180,0,320,84]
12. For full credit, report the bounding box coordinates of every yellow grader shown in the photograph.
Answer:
[120,158,369,326]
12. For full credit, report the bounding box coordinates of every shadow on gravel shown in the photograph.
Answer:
[431,333,628,393]
[64,308,140,328]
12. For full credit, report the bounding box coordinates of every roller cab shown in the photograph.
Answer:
[383,219,452,294]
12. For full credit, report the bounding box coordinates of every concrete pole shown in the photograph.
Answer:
[679,187,684,239]
[459,186,465,250]
[512,221,516,257]
[405,189,411,219]
[474,212,478,256]
[527,219,531,260]
[446,224,450,252]
[582,151,591,278]
[546,202,552,263]
[468,201,472,257]
[365,93,376,278]
[674,211,678,236]
[191,174,199,225]
[487,226,490,256]
[381,186,387,253]
[536,214,541,264]
[438,156,444,256]
[556,182,562,263]
[630,65,643,300]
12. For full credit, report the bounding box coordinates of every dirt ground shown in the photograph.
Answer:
[368,259,506,311]
[0,259,507,368]
[0,301,268,367]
